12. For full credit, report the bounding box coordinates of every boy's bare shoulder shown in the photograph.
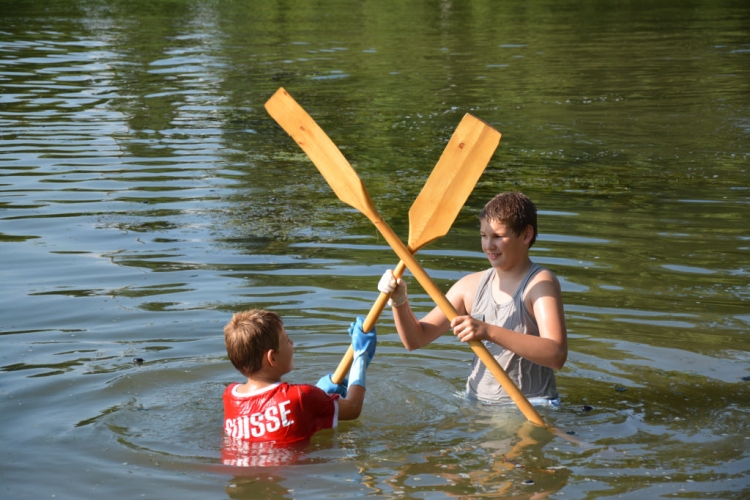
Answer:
[452,270,489,293]
[458,269,487,284]
[526,267,563,301]
[533,267,561,286]
[446,270,489,315]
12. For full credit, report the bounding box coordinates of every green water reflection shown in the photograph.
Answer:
[1,0,748,499]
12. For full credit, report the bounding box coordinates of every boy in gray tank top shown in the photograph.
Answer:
[378,192,567,405]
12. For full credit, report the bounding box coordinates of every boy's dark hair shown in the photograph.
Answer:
[224,309,283,377]
[479,192,538,247]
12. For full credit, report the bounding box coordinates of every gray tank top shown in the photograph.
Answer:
[466,263,558,403]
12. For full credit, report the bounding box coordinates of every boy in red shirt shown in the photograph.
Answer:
[222,309,375,444]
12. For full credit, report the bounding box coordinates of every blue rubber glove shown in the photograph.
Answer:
[349,317,376,367]
[316,374,348,397]
[348,317,376,388]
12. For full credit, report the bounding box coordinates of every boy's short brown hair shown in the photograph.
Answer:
[224,309,283,377]
[479,192,538,247]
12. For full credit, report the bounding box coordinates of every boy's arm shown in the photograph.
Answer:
[452,270,568,369]
[528,271,568,368]
[384,270,474,351]
[391,297,451,351]
[317,317,376,421]
[336,385,365,420]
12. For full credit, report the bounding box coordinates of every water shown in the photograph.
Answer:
[1,0,749,498]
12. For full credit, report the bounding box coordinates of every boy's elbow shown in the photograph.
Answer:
[339,387,365,420]
[400,336,424,351]
[338,406,361,421]
[551,350,567,370]
[341,408,362,421]
[403,342,420,352]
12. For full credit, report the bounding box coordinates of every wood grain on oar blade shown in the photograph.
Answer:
[408,114,500,249]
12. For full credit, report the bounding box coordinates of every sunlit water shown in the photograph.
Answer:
[1,1,749,498]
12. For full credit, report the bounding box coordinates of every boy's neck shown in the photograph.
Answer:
[495,256,532,278]
[237,371,282,394]
[493,258,533,297]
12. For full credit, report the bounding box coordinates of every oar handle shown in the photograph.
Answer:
[370,217,546,427]
[331,261,408,384]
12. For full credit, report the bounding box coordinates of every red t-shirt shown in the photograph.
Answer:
[223,382,339,444]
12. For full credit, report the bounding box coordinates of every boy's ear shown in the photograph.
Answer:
[265,349,277,367]
[521,225,534,243]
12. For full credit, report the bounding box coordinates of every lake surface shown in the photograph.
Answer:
[1,0,748,498]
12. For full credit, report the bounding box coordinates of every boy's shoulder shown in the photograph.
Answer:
[529,265,561,285]
[224,381,334,404]
[457,269,490,287]
[223,381,285,398]
[448,270,491,311]
[524,265,563,302]
[275,381,334,399]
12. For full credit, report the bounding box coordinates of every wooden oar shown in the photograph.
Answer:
[327,114,500,383]
[265,87,545,426]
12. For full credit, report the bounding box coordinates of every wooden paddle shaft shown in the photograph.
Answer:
[369,215,546,427]
[331,261,407,384]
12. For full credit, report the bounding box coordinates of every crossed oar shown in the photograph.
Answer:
[265,87,545,426]
[328,111,498,386]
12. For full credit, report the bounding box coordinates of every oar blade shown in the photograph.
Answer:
[264,88,379,220]
[408,114,501,248]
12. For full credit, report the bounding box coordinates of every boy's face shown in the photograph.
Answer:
[274,327,294,374]
[480,218,531,270]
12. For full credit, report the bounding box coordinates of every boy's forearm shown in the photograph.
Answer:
[392,302,427,350]
[488,326,567,369]
[393,303,448,350]
[338,385,365,420]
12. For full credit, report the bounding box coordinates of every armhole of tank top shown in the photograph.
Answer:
[470,269,495,315]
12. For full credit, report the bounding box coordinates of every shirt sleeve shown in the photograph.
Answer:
[297,384,340,433]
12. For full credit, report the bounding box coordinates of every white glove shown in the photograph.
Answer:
[377,269,408,307]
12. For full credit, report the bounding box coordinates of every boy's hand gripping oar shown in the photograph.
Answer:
[264,87,545,426]
[328,113,500,383]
